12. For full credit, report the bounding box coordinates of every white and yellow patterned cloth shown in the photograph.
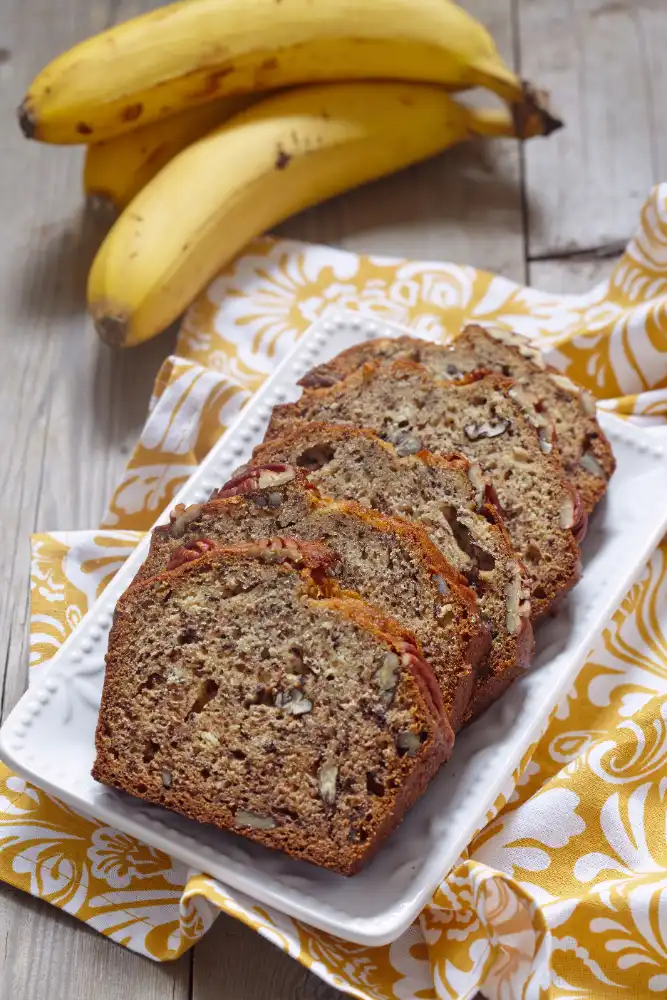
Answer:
[6,184,667,998]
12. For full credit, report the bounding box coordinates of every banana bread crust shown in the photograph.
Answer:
[94,541,452,874]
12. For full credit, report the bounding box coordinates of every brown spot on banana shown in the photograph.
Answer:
[275,146,291,169]
[121,103,143,123]
[191,67,235,100]
[76,122,94,135]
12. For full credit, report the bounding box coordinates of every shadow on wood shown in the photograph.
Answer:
[12,201,116,323]
[0,882,190,1000]
[278,140,543,282]
[193,911,343,1000]
[89,322,179,454]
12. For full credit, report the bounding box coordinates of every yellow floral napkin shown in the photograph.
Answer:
[6,184,667,998]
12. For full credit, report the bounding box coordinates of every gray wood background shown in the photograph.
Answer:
[1,0,664,997]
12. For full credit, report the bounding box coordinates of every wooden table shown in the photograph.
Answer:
[1,1,665,997]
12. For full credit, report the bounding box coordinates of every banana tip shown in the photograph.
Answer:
[514,83,563,139]
[94,311,130,347]
[18,99,37,139]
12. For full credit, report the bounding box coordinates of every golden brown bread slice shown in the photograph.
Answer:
[266,362,586,620]
[135,467,490,731]
[299,326,615,513]
[249,423,533,723]
[94,539,452,875]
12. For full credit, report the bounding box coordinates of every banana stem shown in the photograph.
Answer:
[467,93,563,141]
[466,107,515,139]
[465,57,562,139]
[513,82,563,138]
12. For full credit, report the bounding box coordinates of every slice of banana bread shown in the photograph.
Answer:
[135,467,490,730]
[94,540,452,875]
[249,424,533,722]
[266,362,585,620]
[299,326,615,513]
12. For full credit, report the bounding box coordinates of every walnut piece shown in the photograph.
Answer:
[505,560,531,635]
[235,809,276,830]
[581,450,606,478]
[169,503,203,538]
[481,325,545,366]
[395,435,423,457]
[560,496,575,530]
[581,390,598,416]
[467,463,487,508]
[396,731,421,756]
[375,652,399,705]
[318,760,338,805]
[167,537,217,570]
[199,731,219,747]
[549,373,578,395]
[464,419,510,441]
[275,689,313,715]
[507,386,554,455]
[214,464,296,500]
[257,468,296,489]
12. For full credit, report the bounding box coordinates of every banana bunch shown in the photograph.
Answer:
[87,84,550,346]
[20,0,563,345]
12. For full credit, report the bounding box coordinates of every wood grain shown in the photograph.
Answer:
[0,1,184,997]
[518,0,667,258]
[193,913,341,1000]
[529,256,619,295]
[0,884,190,1000]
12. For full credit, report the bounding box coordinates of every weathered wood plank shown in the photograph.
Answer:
[193,912,341,1000]
[0,0,187,996]
[519,0,667,258]
[0,884,190,1000]
[529,256,619,295]
[279,0,527,283]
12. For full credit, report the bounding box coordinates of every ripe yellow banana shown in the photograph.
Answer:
[84,94,257,210]
[21,0,558,145]
[88,82,551,348]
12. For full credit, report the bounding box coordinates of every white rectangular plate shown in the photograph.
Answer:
[2,310,667,947]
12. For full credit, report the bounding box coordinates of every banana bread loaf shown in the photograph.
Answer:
[94,540,452,875]
[135,466,490,730]
[249,424,533,722]
[266,362,585,619]
[299,326,615,513]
